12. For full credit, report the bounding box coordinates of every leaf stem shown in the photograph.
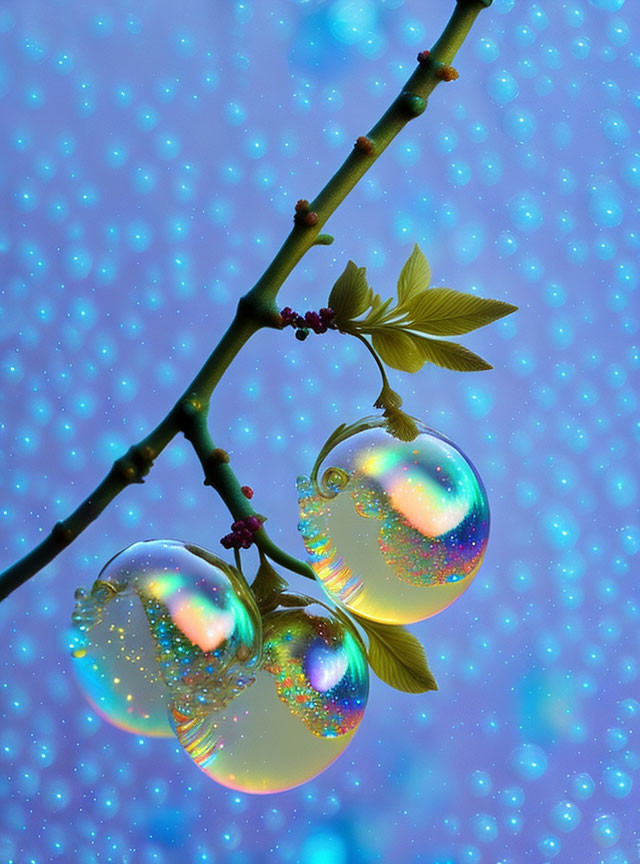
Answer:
[0,0,493,602]
[350,331,393,394]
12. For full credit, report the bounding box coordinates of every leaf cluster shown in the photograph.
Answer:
[328,245,518,373]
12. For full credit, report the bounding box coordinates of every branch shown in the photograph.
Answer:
[181,400,316,581]
[0,313,259,601]
[0,0,493,602]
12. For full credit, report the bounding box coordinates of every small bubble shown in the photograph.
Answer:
[511,743,548,780]
[603,768,632,798]
[551,801,582,832]
[503,107,537,142]
[539,835,562,858]
[488,70,519,105]
[470,813,498,843]
[592,814,622,848]
[469,770,492,797]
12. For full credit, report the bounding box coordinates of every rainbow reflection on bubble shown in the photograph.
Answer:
[71,540,261,736]
[171,602,369,793]
[297,420,490,625]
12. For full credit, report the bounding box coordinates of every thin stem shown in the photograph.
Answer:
[0,0,492,602]
[253,540,316,582]
[350,331,392,394]
[182,402,315,581]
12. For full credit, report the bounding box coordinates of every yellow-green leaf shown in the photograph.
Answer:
[409,288,518,336]
[371,330,424,373]
[328,261,372,323]
[351,614,437,694]
[251,555,288,613]
[397,243,431,306]
[373,381,403,410]
[412,334,492,372]
[360,294,394,328]
[383,407,419,442]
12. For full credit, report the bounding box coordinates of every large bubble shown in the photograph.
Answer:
[71,540,261,736]
[171,602,369,793]
[297,418,489,625]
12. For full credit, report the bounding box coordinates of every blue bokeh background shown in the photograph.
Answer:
[1,0,638,861]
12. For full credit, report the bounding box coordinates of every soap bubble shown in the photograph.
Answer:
[172,601,368,793]
[71,540,261,736]
[297,418,489,625]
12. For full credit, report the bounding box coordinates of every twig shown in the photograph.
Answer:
[0,0,493,602]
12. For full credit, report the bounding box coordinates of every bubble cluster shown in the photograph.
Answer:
[71,542,368,794]
[298,419,489,624]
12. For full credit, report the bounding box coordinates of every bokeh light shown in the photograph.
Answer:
[0,0,637,858]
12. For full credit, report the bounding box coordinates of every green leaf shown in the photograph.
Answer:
[397,243,431,306]
[328,261,372,324]
[371,330,424,373]
[351,614,437,694]
[373,381,403,410]
[251,555,289,613]
[383,407,419,442]
[412,335,492,372]
[360,294,394,328]
[408,289,518,336]
[274,592,316,608]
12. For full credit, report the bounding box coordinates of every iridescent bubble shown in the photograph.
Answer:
[297,418,489,625]
[171,601,368,793]
[71,540,261,737]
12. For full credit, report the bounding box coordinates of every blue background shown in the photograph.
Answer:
[1,0,638,861]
